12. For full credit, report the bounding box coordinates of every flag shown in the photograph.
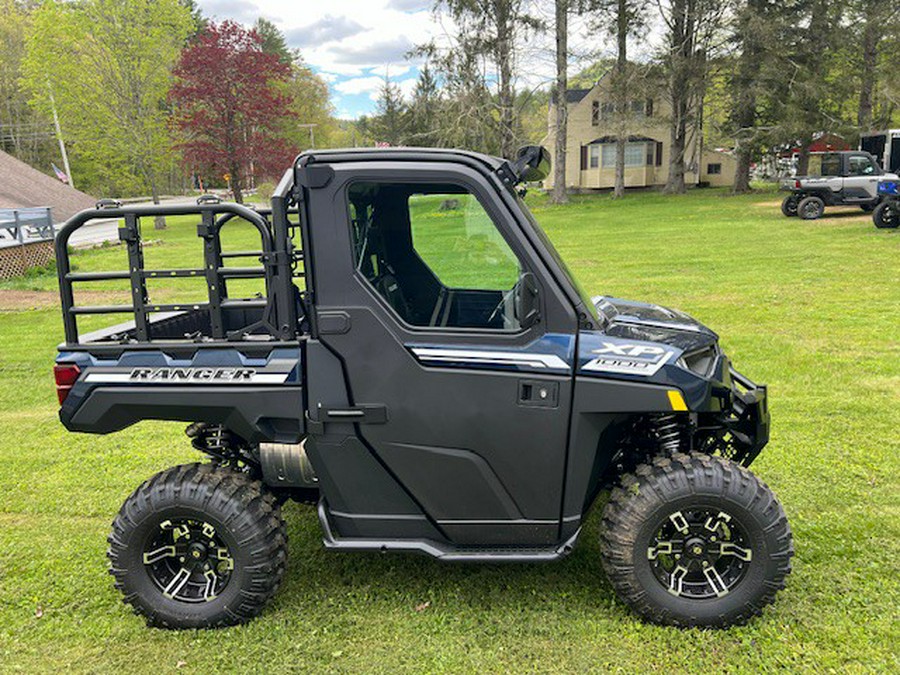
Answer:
[51,163,69,184]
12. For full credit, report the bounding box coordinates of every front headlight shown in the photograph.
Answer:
[677,345,720,377]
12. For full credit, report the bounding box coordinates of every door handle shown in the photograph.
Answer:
[518,380,559,408]
[306,404,389,434]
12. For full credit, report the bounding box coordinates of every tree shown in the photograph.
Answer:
[850,1,900,130]
[729,0,770,193]
[433,0,542,159]
[407,65,441,146]
[255,17,294,65]
[658,0,729,193]
[550,0,570,204]
[359,74,409,146]
[22,0,194,225]
[591,0,648,198]
[0,0,55,168]
[286,59,333,149]
[170,20,297,204]
[764,0,846,175]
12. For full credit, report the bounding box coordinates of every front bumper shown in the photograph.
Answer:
[725,367,770,465]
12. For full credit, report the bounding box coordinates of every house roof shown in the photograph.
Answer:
[0,150,95,223]
[550,88,592,105]
[588,135,659,144]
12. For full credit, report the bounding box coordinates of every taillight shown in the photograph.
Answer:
[54,364,81,405]
[794,180,801,189]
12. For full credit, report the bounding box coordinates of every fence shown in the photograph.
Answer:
[0,208,56,280]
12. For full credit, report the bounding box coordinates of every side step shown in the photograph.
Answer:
[316,501,580,563]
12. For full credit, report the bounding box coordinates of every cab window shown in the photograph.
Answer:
[848,155,877,176]
[347,182,525,330]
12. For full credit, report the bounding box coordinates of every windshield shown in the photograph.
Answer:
[513,192,600,322]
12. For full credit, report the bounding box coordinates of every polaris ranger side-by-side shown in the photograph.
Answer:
[54,147,792,629]
[780,150,897,219]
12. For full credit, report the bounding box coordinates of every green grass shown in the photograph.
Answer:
[1,188,898,673]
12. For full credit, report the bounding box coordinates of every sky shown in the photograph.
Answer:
[197,0,446,119]
[196,1,641,120]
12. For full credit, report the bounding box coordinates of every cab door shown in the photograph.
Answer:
[843,153,881,201]
[304,161,579,546]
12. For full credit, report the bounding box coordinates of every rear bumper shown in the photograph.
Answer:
[725,367,770,465]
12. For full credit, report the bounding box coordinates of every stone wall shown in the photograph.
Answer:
[0,240,55,280]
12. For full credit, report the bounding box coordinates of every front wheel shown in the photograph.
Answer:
[108,463,287,628]
[873,201,900,228]
[600,453,793,628]
[797,195,825,220]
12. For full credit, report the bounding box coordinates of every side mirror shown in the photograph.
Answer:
[512,146,551,183]
[517,272,541,329]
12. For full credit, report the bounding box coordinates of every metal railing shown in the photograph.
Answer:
[0,207,55,246]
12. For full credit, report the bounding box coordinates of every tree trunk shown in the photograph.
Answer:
[613,0,627,199]
[664,0,690,194]
[231,164,244,204]
[496,2,516,160]
[150,181,166,230]
[731,2,763,194]
[858,13,879,131]
[733,144,752,193]
[550,0,568,204]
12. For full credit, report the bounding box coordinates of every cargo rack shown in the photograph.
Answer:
[55,201,303,346]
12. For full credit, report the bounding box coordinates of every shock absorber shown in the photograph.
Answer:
[652,413,688,454]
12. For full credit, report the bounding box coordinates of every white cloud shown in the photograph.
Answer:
[285,15,365,48]
[201,0,260,22]
[333,76,386,97]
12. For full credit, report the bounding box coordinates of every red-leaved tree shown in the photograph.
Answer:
[171,20,297,203]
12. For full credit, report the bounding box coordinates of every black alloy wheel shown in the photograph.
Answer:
[600,453,793,628]
[108,463,287,629]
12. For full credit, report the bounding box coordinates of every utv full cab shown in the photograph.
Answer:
[54,146,792,629]
[780,150,897,219]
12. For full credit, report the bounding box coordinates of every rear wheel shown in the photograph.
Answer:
[797,195,825,220]
[873,201,900,228]
[108,463,287,629]
[780,195,799,217]
[600,453,793,627]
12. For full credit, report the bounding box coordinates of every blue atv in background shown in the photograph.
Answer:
[873,179,900,228]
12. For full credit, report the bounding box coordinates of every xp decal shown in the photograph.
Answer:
[581,341,675,377]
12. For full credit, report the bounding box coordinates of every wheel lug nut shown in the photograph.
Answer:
[702,560,709,567]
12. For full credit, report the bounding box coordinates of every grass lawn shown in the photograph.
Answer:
[1,188,898,673]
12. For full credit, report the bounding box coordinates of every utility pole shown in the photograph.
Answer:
[47,83,74,190]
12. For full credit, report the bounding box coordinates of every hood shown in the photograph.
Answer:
[592,296,718,352]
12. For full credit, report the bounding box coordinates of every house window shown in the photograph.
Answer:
[589,145,600,168]
[630,100,645,117]
[707,163,722,175]
[602,142,647,168]
[655,141,663,167]
[646,99,654,117]
[591,101,599,126]
[601,102,616,119]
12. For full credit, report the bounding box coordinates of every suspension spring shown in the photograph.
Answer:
[653,413,687,454]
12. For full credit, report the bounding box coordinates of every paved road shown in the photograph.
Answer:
[63,196,198,248]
